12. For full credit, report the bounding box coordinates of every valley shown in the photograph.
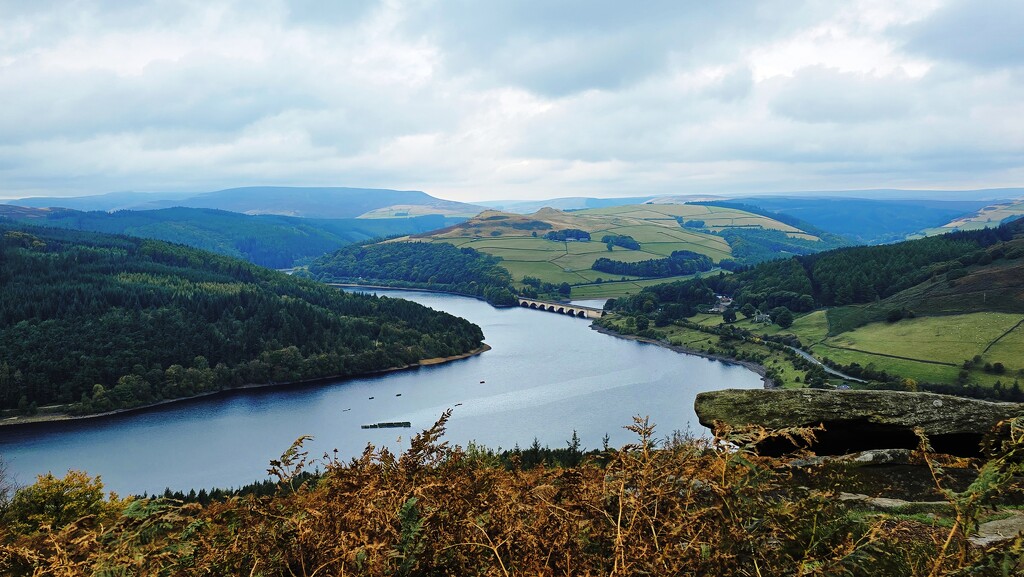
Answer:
[5,1,1024,570]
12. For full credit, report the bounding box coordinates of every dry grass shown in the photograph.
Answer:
[2,413,1024,576]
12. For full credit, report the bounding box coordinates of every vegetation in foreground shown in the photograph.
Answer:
[2,414,1023,575]
[0,224,483,417]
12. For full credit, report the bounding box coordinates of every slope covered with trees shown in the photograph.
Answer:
[0,205,456,268]
[604,220,1024,396]
[613,222,1020,319]
[0,225,484,416]
[308,241,519,305]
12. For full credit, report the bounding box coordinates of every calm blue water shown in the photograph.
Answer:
[0,289,762,494]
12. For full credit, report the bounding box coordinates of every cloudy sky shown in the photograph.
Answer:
[1,0,1022,201]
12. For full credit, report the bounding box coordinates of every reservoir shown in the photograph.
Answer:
[0,289,762,495]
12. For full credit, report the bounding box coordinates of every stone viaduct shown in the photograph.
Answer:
[516,298,605,319]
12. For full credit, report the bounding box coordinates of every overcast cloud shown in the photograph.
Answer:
[0,0,1022,201]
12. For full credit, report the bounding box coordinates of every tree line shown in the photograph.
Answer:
[307,241,519,305]
[592,250,713,278]
[544,229,591,242]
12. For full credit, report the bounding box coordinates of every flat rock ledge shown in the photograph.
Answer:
[695,389,1024,457]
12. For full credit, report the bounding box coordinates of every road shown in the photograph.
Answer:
[788,346,867,383]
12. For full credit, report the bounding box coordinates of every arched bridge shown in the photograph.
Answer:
[517,298,605,319]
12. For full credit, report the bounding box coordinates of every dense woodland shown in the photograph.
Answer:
[613,221,1021,319]
[0,225,483,415]
[308,241,519,305]
[717,227,847,264]
[593,250,713,278]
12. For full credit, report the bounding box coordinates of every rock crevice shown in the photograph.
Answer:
[695,389,1024,457]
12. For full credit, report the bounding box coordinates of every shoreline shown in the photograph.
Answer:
[0,344,491,429]
[589,324,775,389]
[327,283,519,307]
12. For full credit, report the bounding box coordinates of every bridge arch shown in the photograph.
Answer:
[516,298,599,319]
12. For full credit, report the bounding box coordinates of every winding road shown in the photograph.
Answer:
[788,346,867,383]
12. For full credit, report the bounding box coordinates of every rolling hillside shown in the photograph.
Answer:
[5,186,486,220]
[608,220,1024,393]
[0,205,458,268]
[396,204,843,299]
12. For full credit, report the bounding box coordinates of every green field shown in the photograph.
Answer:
[613,318,810,388]
[570,274,717,299]
[822,312,1019,365]
[654,307,1022,388]
[808,342,961,384]
[578,204,809,236]
[405,204,830,298]
[986,320,1024,368]
[801,312,1023,387]
[743,309,831,345]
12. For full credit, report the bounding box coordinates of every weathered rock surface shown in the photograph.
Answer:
[838,492,951,513]
[971,512,1024,547]
[695,389,1024,456]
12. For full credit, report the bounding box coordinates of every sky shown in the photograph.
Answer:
[1,0,1023,202]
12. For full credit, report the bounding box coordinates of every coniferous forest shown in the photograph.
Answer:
[0,224,484,416]
[308,241,520,305]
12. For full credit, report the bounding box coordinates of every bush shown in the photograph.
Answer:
[3,416,1023,574]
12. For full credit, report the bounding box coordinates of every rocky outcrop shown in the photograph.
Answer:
[695,389,1024,456]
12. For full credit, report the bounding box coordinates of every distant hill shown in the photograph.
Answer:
[0,223,484,417]
[480,195,726,214]
[479,196,656,213]
[724,197,994,244]
[5,186,486,220]
[0,205,460,268]
[354,203,845,300]
[0,191,195,212]
[743,188,1024,201]
[917,198,1024,237]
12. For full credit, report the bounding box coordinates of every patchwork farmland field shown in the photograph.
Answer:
[401,204,831,298]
